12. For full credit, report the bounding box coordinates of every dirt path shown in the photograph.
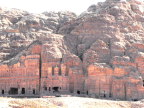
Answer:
[0,97,143,108]
[48,97,132,108]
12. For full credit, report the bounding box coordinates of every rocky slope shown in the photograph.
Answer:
[0,8,76,62]
[0,0,144,100]
[0,0,143,67]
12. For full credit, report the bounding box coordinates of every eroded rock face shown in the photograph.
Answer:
[0,0,144,100]
[0,8,76,62]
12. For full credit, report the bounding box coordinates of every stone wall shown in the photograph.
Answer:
[0,54,40,96]
[0,42,85,97]
[0,36,143,100]
[40,43,85,96]
[86,63,144,100]
[0,42,143,100]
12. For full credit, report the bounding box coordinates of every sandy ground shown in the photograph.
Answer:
[0,96,144,108]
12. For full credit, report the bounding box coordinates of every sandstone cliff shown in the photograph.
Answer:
[0,0,144,100]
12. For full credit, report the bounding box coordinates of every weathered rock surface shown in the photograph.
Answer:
[0,8,76,62]
[0,0,144,100]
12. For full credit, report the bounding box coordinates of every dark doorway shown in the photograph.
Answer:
[77,90,80,94]
[44,87,47,91]
[21,88,25,94]
[9,88,18,95]
[109,93,112,98]
[49,87,51,91]
[133,99,138,101]
[103,91,106,98]
[69,82,74,93]
[33,89,36,94]
[52,87,59,93]
[87,91,88,95]
[2,90,4,94]
[104,93,106,98]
